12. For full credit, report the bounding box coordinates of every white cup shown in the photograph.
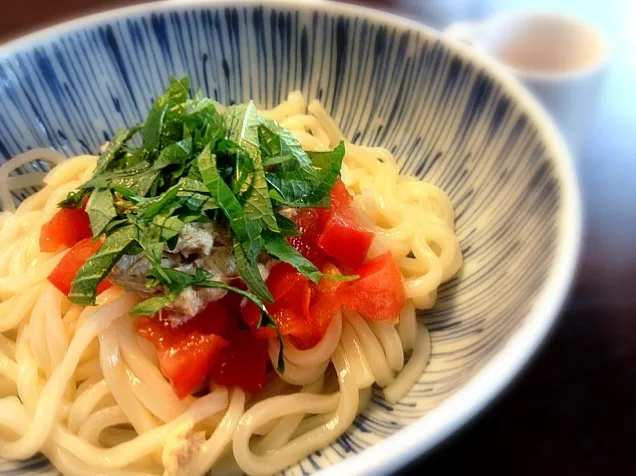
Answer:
[445,11,609,155]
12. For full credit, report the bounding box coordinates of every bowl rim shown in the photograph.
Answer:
[0,1,583,474]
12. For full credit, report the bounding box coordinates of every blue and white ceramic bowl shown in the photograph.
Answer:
[0,1,581,474]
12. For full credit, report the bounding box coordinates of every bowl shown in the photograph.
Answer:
[0,1,581,474]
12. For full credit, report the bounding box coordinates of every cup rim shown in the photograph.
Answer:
[461,9,611,81]
[0,1,583,474]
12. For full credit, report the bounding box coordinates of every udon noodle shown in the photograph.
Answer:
[0,92,462,475]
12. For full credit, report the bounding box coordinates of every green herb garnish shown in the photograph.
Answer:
[62,77,347,365]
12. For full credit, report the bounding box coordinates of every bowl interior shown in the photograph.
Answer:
[0,2,577,474]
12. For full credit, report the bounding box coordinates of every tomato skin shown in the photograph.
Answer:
[138,302,229,347]
[339,252,405,321]
[272,280,319,350]
[159,332,227,399]
[240,262,343,349]
[287,179,372,268]
[309,263,343,334]
[286,180,353,268]
[40,208,92,252]
[316,212,374,267]
[328,180,353,213]
[242,181,400,350]
[137,302,230,399]
[47,237,112,295]
[267,263,307,301]
[219,279,247,316]
[287,208,327,268]
[240,300,274,339]
[240,263,317,344]
[211,328,269,393]
[182,300,230,337]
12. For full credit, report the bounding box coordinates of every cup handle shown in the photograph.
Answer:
[444,21,480,45]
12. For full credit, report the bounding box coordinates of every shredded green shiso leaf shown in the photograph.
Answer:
[60,77,347,356]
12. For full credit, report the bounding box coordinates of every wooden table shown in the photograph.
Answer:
[2,1,634,474]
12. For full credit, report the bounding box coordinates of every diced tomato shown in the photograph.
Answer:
[339,252,405,321]
[183,300,230,337]
[314,180,352,229]
[267,262,308,300]
[47,237,112,295]
[241,178,385,348]
[240,300,273,339]
[137,302,230,399]
[158,333,226,398]
[316,212,374,267]
[287,208,327,268]
[240,263,305,335]
[309,262,343,334]
[211,328,269,393]
[218,279,248,326]
[137,301,229,349]
[240,263,320,348]
[272,280,319,350]
[288,179,372,268]
[329,180,353,213]
[40,208,92,252]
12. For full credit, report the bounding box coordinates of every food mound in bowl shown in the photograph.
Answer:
[0,77,462,475]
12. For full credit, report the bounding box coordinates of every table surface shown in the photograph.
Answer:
[2,1,634,474]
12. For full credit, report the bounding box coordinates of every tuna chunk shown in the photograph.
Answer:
[110,254,153,294]
[168,288,206,323]
[172,223,217,257]
[162,423,206,476]
[110,222,241,322]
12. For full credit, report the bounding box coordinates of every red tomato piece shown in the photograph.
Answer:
[339,252,406,321]
[97,280,113,295]
[211,328,269,393]
[137,301,229,349]
[220,278,269,335]
[309,262,343,335]
[314,180,352,229]
[240,300,274,339]
[329,180,353,213]
[40,208,92,252]
[182,300,230,337]
[267,262,308,300]
[316,212,373,267]
[217,283,249,336]
[240,263,299,335]
[240,263,321,348]
[272,280,320,350]
[137,302,230,399]
[47,237,112,295]
[219,279,246,314]
[158,333,227,399]
[288,179,372,268]
[287,208,327,268]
